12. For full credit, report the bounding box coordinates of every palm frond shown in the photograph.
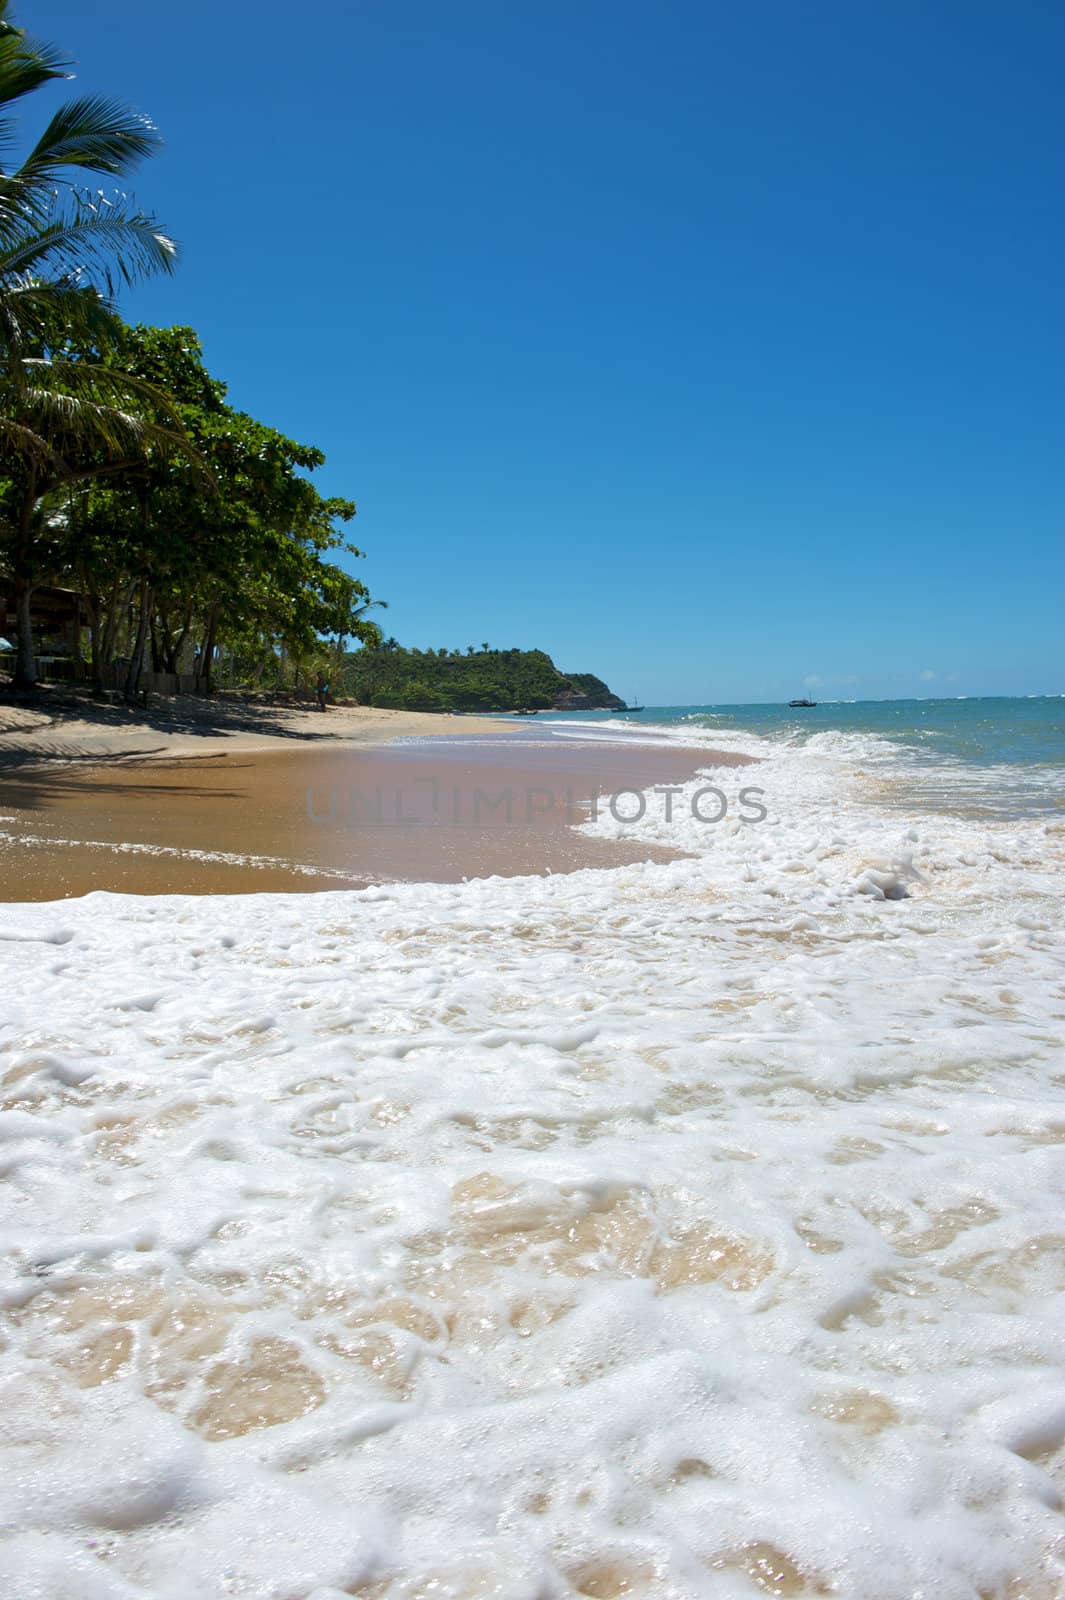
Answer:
[15,93,161,187]
[1,350,209,490]
[23,353,181,415]
[0,199,178,291]
[0,274,118,355]
[0,9,69,115]
[0,409,68,471]
[11,380,192,471]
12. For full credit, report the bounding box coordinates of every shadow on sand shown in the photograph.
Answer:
[0,754,251,813]
[0,687,333,773]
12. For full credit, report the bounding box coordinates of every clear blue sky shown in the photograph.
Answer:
[37,0,1064,702]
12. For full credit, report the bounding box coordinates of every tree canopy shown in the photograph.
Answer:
[0,3,381,695]
[343,642,620,712]
[2,322,380,694]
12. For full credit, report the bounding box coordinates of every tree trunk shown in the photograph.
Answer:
[71,596,85,680]
[75,559,133,694]
[12,480,38,690]
[196,602,220,695]
[125,576,152,696]
[83,590,103,693]
[12,579,36,691]
[170,605,193,677]
[157,601,191,677]
[149,609,163,675]
[95,580,135,691]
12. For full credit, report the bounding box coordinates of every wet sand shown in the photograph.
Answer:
[0,736,753,900]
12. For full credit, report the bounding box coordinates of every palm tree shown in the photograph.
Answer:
[330,593,389,695]
[0,0,179,687]
[0,2,176,348]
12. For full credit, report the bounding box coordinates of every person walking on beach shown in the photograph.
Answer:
[315,672,329,712]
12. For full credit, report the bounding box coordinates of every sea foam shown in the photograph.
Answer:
[1,727,1063,1597]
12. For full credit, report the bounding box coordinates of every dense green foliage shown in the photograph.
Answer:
[343,641,619,712]
[63,324,381,694]
[0,0,175,422]
[0,315,381,694]
[0,4,380,694]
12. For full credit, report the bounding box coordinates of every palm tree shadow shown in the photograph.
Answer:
[0,689,339,766]
[0,753,250,813]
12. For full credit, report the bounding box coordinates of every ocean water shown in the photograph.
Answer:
[1,700,1064,1598]
[533,695,1065,819]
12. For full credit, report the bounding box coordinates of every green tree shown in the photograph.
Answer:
[66,326,377,699]
[342,641,620,713]
[0,1,178,687]
[315,564,387,689]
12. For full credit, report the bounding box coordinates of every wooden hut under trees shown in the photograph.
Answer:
[0,586,84,680]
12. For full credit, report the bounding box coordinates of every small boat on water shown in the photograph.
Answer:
[788,697,818,708]
[514,708,539,716]
[612,694,644,713]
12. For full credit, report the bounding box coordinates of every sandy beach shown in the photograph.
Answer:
[0,697,754,898]
[0,694,513,767]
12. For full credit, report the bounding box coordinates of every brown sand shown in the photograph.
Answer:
[0,736,754,900]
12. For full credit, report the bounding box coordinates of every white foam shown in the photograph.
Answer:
[0,828,368,882]
[1,733,1064,1597]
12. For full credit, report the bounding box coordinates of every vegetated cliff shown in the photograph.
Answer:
[552,672,625,711]
[342,644,625,712]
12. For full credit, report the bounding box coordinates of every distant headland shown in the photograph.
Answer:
[343,642,624,713]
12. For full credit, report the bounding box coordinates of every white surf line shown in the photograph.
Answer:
[0,828,368,882]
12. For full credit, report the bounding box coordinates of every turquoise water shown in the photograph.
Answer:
[535,696,1065,817]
